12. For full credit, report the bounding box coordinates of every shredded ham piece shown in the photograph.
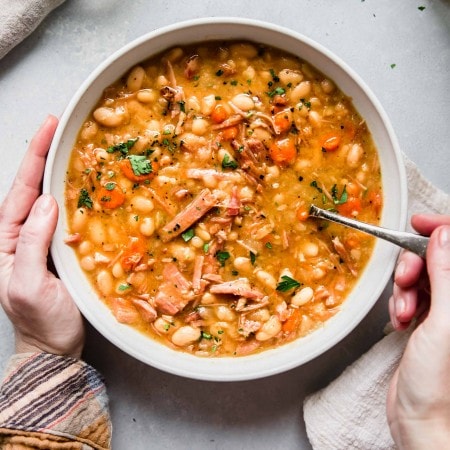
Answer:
[209,278,265,300]
[159,188,218,242]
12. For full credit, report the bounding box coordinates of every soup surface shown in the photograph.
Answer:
[65,41,382,356]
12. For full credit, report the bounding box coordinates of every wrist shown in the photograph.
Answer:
[14,332,84,359]
[392,418,450,450]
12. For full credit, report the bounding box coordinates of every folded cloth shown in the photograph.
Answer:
[303,154,450,450]
[0,0,65,60]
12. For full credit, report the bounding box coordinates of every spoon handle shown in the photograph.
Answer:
[309,205,429,258]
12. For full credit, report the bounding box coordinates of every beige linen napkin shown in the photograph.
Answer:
[0,0,65,60]
[303,155,450,449]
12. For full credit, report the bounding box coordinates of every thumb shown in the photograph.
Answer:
[427,225,450,317]
[14,194,58,282]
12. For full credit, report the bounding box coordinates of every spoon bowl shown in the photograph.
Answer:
[309,205,428,258]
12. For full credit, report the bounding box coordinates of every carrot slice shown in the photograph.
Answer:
[282,308,301,333]
[221,126,238,141]
[121,237,146,271]
[337,197,362,217]
[269,138,296,165]
[211,104,229,124]
[296,205,310,221]
[119,158,158,183]
[98,183,125,209]
[319,132,341,152]
[274,112,292,133]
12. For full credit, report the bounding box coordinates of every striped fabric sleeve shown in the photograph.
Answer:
[0,352,111,450]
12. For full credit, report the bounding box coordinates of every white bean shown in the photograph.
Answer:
[94,148,110,163]
[230,43,258,59]
[201,292,218,305]
[303,242,319,258]
[291,286,314,307]
[255,269,277,290]
[195,227,211,242]
[231,93,254,111]
[201,94,216,116]
[191,118,209,136]
[190,236,204,248]
[139,217,155,236]
[89,219,107,245]
[347,143,364,168]
[171,326,201,346]
[255,315,282,341]
[78,240,92,255]
[154,317,171,334]
[308,110,322,128]
[290,81,312,103]
[112,261,124,278]
[80,255,95,271]
[72,208,88,233]
[278,69,303,86]
[321,78,335,94]
[216,305,236,322]
[137,89,157,103]
[127,66,146,92]
[93,106,127,128]
[132,196,154,213]
[96,270,114,296]
[233,256,252,272]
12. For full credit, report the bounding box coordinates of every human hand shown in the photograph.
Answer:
[0,115,85,358]
[387,215,450,448]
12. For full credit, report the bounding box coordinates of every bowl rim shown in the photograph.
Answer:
[43,17,408,381]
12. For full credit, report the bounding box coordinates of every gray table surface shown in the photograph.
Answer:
[0,1,449,449]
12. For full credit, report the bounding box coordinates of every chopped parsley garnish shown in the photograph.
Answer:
[201,331,212,340]
[215,69,224,76]
[118,283,131,291]
[178,101,186,113]
[418,5,425,11]
[276,275,301,292]
[310,180,323,193]
[107,138,138,156]
[128,155,152,176]
[266,87,286,98]
[181,228,195,242]
[250,251,256,265]
[265,242,273,249]
[203,243,210,253]
[331,184,348,205]
[390,63,396,69]
[230,80,238,86]
[269,68,280,82]
[104,182,116,191]
[77,188,93,209]
[216,251,230,266]
[221,154,238,170]
[215,96,222,100]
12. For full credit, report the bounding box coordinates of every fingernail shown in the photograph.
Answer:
[395,296,406,318]
[395,260,406,279]
[36,195,53,215]
[438,226,450,247]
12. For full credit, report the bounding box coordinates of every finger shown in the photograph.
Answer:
[392,283,418,325]
[426,225,450,318]
[0,115,58,249]
[10,195,58,289]
[411,214,450,236]
[388,295,409,331]
[394,250,425,287]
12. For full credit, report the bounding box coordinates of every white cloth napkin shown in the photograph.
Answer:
[0,0,65,60]
[303,155,450,449]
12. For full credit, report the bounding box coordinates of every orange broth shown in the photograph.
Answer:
[64,41,382,356]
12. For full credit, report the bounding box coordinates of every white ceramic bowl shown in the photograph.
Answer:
[43,18,407,381]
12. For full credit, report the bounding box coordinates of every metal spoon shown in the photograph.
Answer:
[309,204,429,258]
